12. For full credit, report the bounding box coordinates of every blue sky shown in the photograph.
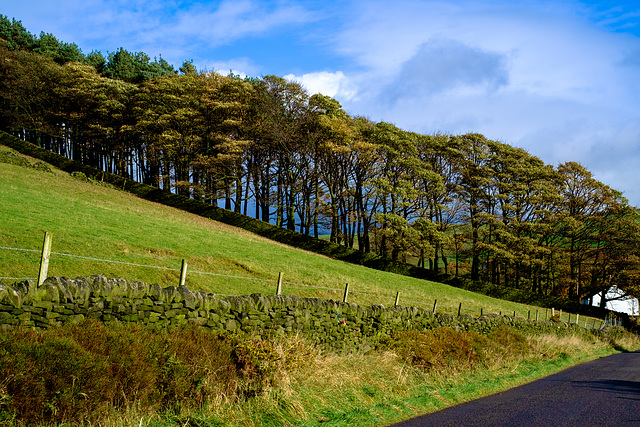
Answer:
[3,0,640,206]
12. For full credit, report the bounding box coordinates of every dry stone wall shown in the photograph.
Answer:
[0,275,579,351]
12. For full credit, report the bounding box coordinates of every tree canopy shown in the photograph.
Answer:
[2,14,639,307]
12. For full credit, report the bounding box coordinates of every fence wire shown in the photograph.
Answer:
[283,281,405,304]
[0,245,602,328]
[2,245,275,281]
[52,251,181,271]
[0,246,39,253]
[0,247,39,281]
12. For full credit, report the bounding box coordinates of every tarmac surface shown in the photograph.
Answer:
[391,351,640,427]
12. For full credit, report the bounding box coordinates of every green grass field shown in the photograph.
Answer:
[0,145,576,319]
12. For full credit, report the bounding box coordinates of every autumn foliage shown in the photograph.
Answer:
[2,15,640,306]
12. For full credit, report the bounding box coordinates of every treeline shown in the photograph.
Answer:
[1,15,640,305]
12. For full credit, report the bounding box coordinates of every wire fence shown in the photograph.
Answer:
[0,243,272,298]
[0,243,448,311]
[0,236,610,329]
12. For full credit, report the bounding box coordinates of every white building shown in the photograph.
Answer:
[591,286,638,316]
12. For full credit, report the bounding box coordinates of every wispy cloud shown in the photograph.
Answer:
[172,0,316,47]
[4,0,317,61]
[3,0,640,204]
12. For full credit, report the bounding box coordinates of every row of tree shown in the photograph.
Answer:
[1,16,639,306]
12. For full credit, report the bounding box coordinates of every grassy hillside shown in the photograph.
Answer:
[1,143,561,319]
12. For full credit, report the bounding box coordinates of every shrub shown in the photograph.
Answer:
[70,171,89,181]
[0,150,30,168]
[0,321,239,424]
[0,320,317,425]
[0,149,52,172]
[383,326,536,373]
[155,328,238,411]
[488,326,530,357]
[0,327,113,423]
[226,332,315,398]
[382,327,489,372]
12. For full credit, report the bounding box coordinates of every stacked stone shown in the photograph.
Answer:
[0,275,581,352]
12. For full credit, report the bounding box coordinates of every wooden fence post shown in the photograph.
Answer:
[536,310,539,322]
[458,302,462,316]
[433,299,438,314]
[576,314,579,325]
[513,310,516,318]
[276,272,283,295]
[480,308,483,316]
[179,259,188,287]
[343,283,350,303]
[37,232,52,287]
[394,291,400,307]
[528,310,531,320]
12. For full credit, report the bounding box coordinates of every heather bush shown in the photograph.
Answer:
[488,326,530,357]
[154,327,238,411]
[380,327,489,371]
[381,326,533,373]
[227,331,315,398]
[0,320,313,425]
[0,327,113,423]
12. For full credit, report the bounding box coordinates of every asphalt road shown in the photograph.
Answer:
[392,351,640,427]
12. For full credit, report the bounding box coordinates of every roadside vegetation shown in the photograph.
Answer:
[0,319,637,426]
[1,142,637,427]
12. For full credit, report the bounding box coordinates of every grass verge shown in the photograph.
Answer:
[2,320,633,426]
[226,328,630,427]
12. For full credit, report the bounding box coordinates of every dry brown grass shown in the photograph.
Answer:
[18,326,633,427]
[609,330,640,351]
[231,328,636,427]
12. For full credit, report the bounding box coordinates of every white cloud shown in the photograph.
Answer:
[321,0,640,204]
[200,57,259,78]
[284,71,359,101]
[173,0,316,47]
